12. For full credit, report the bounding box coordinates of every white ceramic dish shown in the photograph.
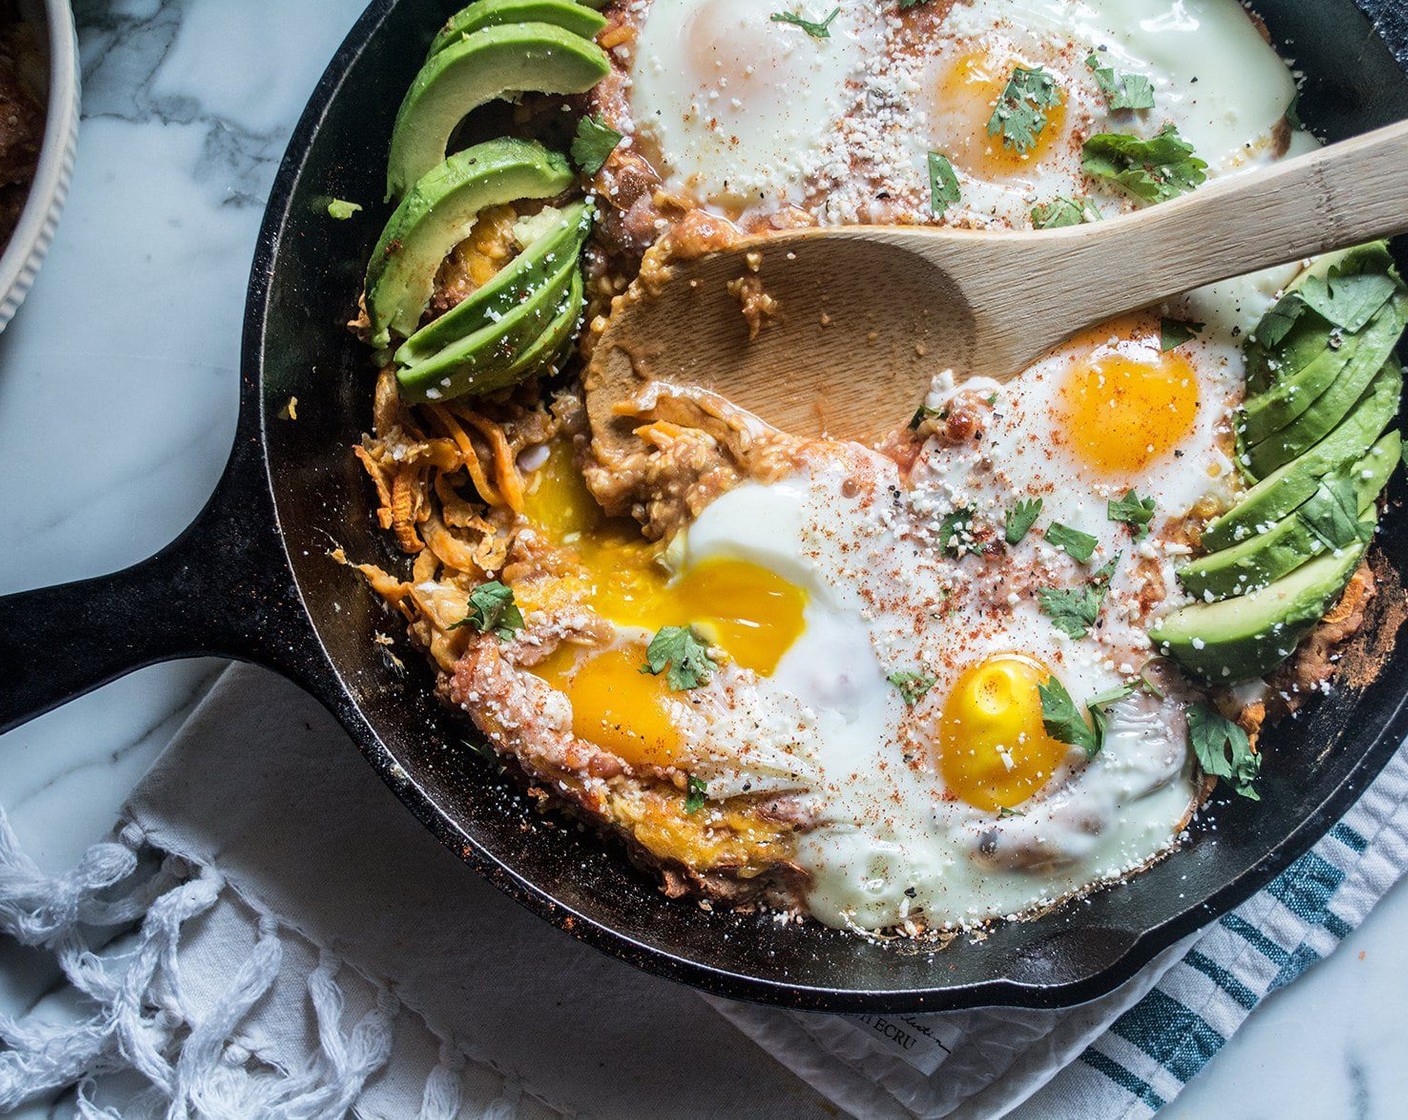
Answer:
[0,0,78,330]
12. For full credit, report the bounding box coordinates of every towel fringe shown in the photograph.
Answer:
[0,809,533,1118]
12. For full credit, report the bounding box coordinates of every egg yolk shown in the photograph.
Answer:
[937,655,1072,811]
[520,441,808,760]
[534,644,684,768]
[933,49,1068,179]
[1058,319,1199,476]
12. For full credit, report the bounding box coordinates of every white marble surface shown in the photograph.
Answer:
[1,2,1407,1117]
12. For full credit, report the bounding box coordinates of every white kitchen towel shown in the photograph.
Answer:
[2,662,1407,1118]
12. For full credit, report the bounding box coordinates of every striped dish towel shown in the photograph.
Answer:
[709,739,1408,1118]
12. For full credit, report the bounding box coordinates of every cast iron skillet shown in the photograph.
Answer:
[2,0,1407,1014]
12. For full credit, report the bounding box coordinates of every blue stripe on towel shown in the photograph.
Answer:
[1182,950,1259,1011]
[1080,1050,1167,1112]
[1108,990,1226,1084]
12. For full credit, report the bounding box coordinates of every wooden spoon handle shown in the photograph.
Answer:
[1053,119,1408,326]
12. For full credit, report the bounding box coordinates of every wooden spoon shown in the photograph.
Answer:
[586,119,1408,450]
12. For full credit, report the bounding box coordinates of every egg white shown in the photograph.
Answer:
[671,448,1200,931]
[628,0,880,215]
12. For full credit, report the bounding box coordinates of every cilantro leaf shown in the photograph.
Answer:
[1083,126,1208,204]
[938,506,976,557]
[928,152,961,216]
[1253,293,1307,350]
[1006,497,1043,545]
[889,670,937,705]
[572,114,624,175]
[1047,522,1098,563]
[684,775,708,814]
[1187,703,1261,800]
[1037,584,1104,639]
[1031,196,1099,229]
[1039,677,1099,757]
[909,402,948,430]
[769,6,840,37]
[1087,683,1135,749]
[1298,264,1400,334]
[449,581,525,640]
[1108,490,1156,539]
[1086,51,1156,110]
[327,198,362,220]
[1161,317,1205,351]
[998,806,1026,819]
[643,626,716,691]
[1092,552,1121,585]
[1298,474,1372,551]
[988,66,1063,154]
[898,0,930,7]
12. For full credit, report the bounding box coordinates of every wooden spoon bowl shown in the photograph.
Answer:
[587,119,1408,449]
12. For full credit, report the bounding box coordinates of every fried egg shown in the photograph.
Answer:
[622,0,1301,228]
[627,0,879,216]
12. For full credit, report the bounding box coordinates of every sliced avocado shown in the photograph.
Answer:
[1150,519,1372,681]
[396,251,581,403]
[1244,246,1390,394]
[429,0,607,57]
[1177,431,1399,601]
[1241,327,1406,482]
[492,265,586,384]
[365,138,573,347]
[1239,297,1402,450]
[395,200,592,366]
[386,23,609,200]
[1201,359,1402,552]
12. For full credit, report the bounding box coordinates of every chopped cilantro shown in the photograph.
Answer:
[769,6,840,37]
[889,670,937,705]
[898,0,929,7]
[684,775,708,814]
[327,198,362,220]
[1092,553,1121,584]
[1299,475,1372,551]
[1038,677,1099,757]
[1108,490,1156,539]
[1031,196,1099,229]
[1041,679,1133,760]
[909,402,948,430]
[998,806,1026,819]
[1087,683,1135,748]
[1037,582,1107,639]
[1046,522,1097,563]
[643,626,716,691]
[1086,51,1156,110]
[928,152,961,216]
[938,506,975,557]
[1005,497,1043,545]
[1083,126,1208,204]
[1161,317,1205,351]
[988,66,1063,154]
[1187,703,1261,800]
[449,581,525,640]
[572,114,624,175]
[1254,293,1306,349]
[1298,265,1400,334]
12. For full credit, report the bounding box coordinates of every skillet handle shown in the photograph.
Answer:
[0,461,315,735]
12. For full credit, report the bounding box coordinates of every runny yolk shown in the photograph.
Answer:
[534,644,684,768]
[937,655,1072,812]
[519,441,808,762]
[1058,318,1200,476]
[932,49,1068,179]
